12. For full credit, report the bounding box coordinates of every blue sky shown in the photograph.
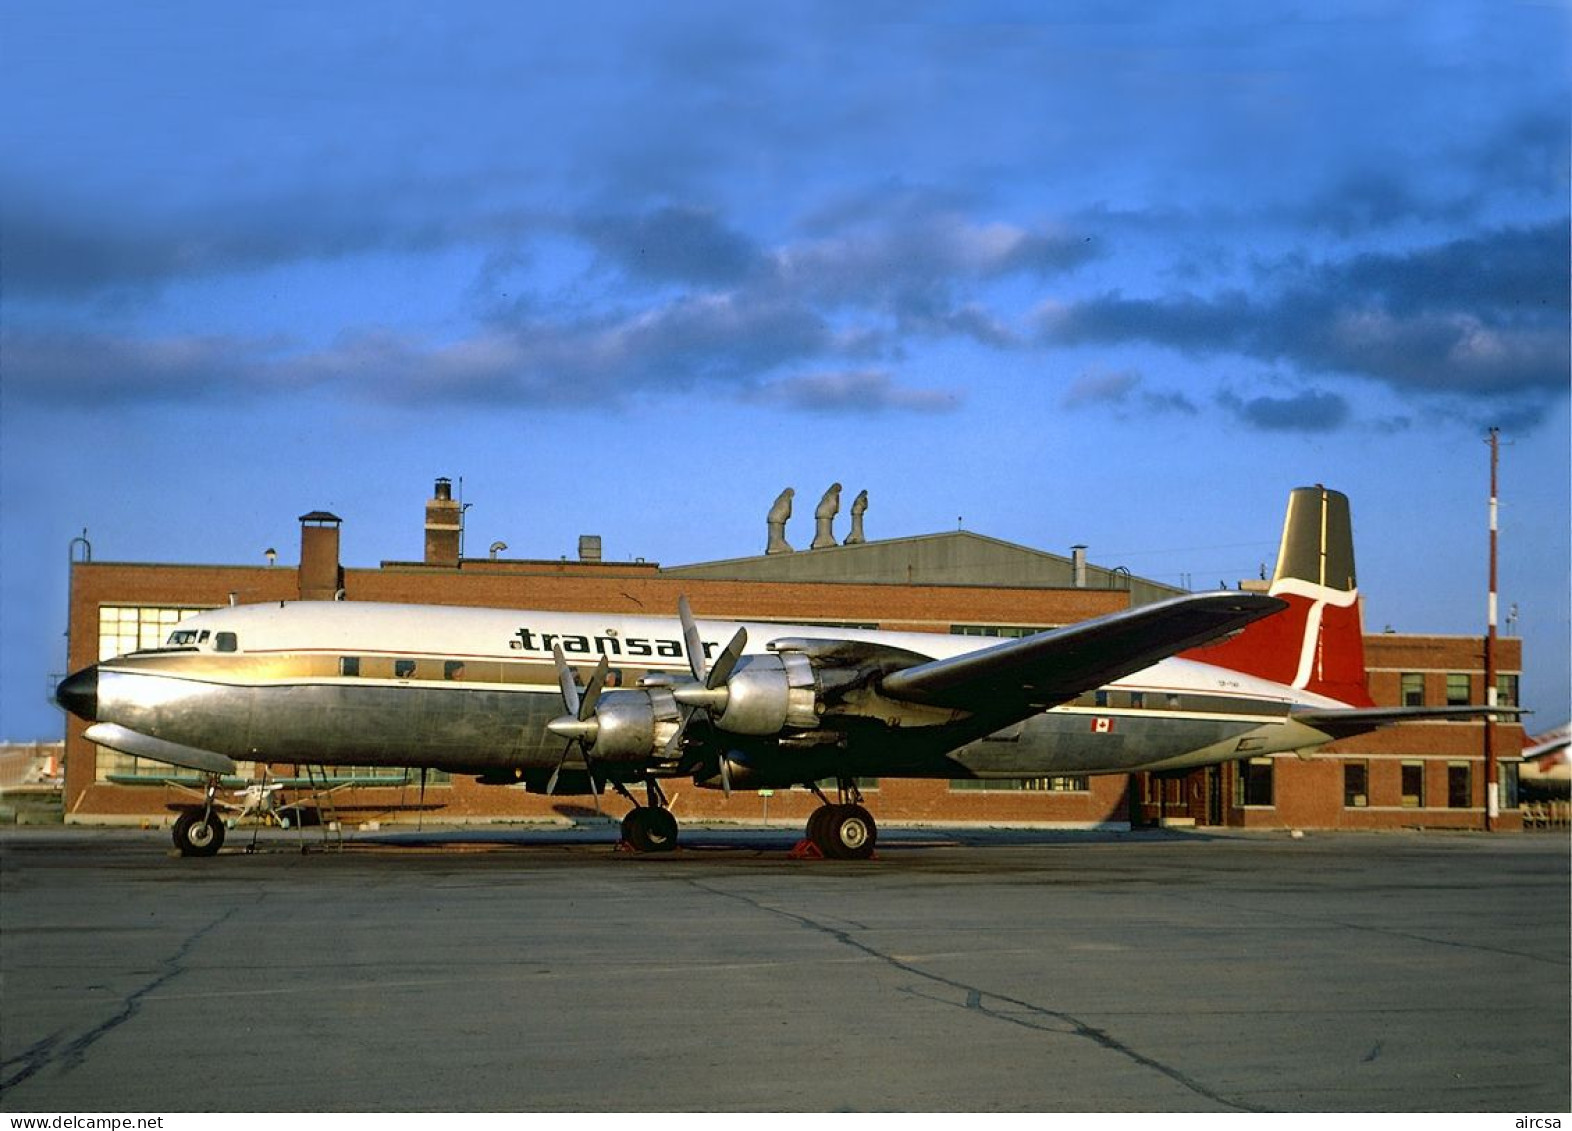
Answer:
[2,0,1567,738]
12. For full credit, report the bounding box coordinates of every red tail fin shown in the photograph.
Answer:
[1184,487,1374,707]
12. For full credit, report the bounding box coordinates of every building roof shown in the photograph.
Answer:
[661,530,1184,605]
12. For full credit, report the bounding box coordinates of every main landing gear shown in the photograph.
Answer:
[800,781,877,860]
[172,777,226,857]
[614,779,679,853]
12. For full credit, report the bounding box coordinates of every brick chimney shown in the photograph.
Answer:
[425,478,462,567]
[298,511,343,600]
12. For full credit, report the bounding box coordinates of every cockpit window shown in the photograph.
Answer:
[166,629,211,647]
[214,632,239,653]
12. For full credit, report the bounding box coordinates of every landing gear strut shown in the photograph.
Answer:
[172,777,226,857]
[614,779,679,853]
[802,780,877,860]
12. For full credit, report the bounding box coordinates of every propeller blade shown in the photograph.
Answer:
[718,752,732,798]
[708,627,747,690]
[580,655,609,721]
[678,596,707,683]
[553,645,580,717]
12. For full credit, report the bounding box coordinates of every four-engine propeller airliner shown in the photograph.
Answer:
[55,487,1510,858]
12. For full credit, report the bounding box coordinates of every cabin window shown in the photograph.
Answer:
[444,660,466,681]
[1343,761,1368,808]
[340,657,361,677]
[394,659,417,679]
[214,632,238,653]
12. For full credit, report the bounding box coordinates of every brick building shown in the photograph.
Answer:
[59,480,1526,831]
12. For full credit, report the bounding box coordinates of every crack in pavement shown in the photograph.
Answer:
[689,879,1264,1112]
[1,906,239,1097]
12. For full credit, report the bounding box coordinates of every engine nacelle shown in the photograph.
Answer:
[713,652,819,736]
[585,687,681,762]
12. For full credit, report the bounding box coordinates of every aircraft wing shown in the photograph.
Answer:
[878,591,1287,711]
[1292,704,1527,740]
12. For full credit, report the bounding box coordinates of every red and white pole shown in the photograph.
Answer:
[1485,427,1500,830]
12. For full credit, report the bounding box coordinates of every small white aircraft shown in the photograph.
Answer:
[56,487,1508,858]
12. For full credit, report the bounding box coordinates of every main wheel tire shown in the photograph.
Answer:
[624,807,679,853]
[806,805,834,846]
[172,810,225,857]
[820,804,876,860]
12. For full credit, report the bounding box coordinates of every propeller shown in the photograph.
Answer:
[666,596,747,795]
[545,646,609,800]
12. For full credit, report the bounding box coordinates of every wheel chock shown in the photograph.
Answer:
[788,839,825,860]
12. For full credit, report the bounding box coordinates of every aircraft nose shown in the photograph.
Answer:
[55,666,99,722]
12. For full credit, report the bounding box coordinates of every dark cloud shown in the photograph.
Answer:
[1,329,294,405]
[574,206,767,286]
[0,179,495,299]
[1216,388,1350,433]
[742,370,960,415]
[1041,220,1571,421]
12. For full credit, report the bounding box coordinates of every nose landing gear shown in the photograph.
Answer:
[172,777,226,856]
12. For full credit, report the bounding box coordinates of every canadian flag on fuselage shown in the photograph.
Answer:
[1182,487,1376,708]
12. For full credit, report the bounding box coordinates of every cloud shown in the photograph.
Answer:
[574,205,767,287]
[1062,365,1198,417]
[742,370,960,415]
[1040,220,1570,420]
[1,330,297,405]
[1063,366,1142,408]
[1216,388,1350,433]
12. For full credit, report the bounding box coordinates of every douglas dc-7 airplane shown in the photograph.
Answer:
[55,487,1508,858]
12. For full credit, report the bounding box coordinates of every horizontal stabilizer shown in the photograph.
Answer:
[1292,704,1526,741]
[880,591,1287,711]
[83,723,238,776]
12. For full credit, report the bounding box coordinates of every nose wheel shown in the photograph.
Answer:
[172,807,226,857]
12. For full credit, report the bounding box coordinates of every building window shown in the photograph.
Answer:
[1447,763,1471,808]
[1401,761,1425,807]
[94,606,211,783]
[1343,761,1368,808]
[1501,762,1520,810]
[950,776,1088,792]
[1496,674,1519,708]
[1400,672,1425,707]
[1236,758,1274,807]
[97,605,206,660]
[1445,673,1471,707]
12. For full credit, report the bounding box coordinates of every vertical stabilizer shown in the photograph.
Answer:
[1185,487,1373,706]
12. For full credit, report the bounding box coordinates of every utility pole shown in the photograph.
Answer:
[1484,427,1500,831]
